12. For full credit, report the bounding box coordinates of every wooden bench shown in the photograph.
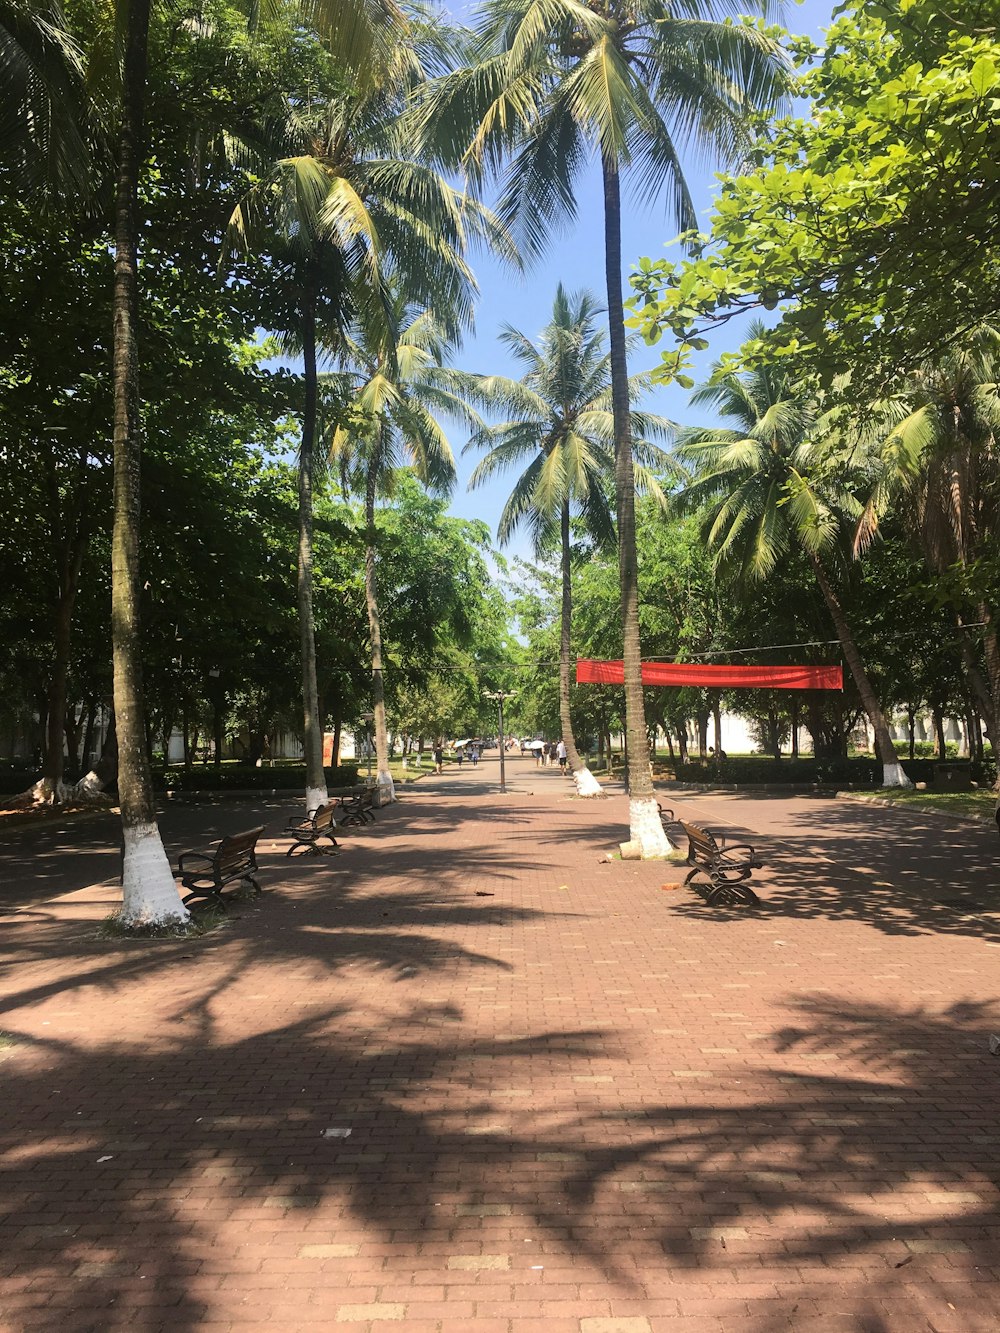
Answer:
[284,801,340,857]
[657,802,676,827]
[680,820,762,907]
[337,786,377,827]
[175,826,265,908]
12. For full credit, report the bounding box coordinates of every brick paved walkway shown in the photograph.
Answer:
[1,755,999,1331]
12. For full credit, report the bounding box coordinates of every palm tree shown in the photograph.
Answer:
[414,0,790,853]
[854,327,1000,756]
[678,338,912,788]
[0,0,93,192]
[463,284,672,798]
[110,0,414,922]
[328,303,481,801]
[228,48,514,816]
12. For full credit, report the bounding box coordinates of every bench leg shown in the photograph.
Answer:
[182,889,227,912]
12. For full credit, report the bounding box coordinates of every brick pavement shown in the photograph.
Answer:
[1,755,999,1332]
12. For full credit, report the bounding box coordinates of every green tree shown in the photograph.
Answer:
[629,2,1000,392]
[229,39,510,815]
[0,0,93,192]
[464,284,671,796]
[678,337,912,787]
[328,305,479,801]
[854,326,1000,755]
[417,0,789,852]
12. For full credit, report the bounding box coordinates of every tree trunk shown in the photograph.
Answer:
[790,695,799,759]
[80,700,97,776]
[332,717,342,770]
[297,271,329,816]
[365,464,395,803]
[956,614,998,749]
[696,711,709,759]
[907,704,916,760]
[601,153,669,854]
[112,0,187,924]
[559,499,602,796]
[932,705,946,758]
[711,695,722,756]
[806,549,911,788]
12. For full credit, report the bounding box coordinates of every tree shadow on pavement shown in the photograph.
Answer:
[661,798,1000,945]
[1,994,998,1330]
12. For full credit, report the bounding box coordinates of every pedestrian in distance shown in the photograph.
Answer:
[556,738,567,773]
[471,744,479,767]
[433,739,444,774]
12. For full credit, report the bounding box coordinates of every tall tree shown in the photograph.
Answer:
[678,337,912,788]
[229,41,511,814]
[416,0,789,852]
[108,0,412,919]
[463,284,671,797]
[328,305,480,800]
[854,325,1000,756]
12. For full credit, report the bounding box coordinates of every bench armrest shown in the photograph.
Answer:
[718,843,761,864]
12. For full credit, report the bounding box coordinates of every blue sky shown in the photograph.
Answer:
[442,0,839,548]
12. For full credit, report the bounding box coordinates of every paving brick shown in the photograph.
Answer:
[2,775,1000,1330]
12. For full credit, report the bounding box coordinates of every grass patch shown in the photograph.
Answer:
[843,788,997,821]
[99,903,230,939]
[0,1031,19,1050]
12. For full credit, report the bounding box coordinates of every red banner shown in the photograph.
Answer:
[576,659,843,691]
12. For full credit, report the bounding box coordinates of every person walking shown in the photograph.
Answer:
[556,738,567,773]
[535,742,544,769]
[433,738,444,774]
[456,745,464,768]
[470,743,479,767]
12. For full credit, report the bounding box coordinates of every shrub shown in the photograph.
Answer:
[667,755,995,787]
[157,763,360,792]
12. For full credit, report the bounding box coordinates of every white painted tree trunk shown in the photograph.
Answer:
[376,767,396,805]
[573,766,604,797]
[629,796,673,856]
[881,761,914,789]
[306,786,329,816]
[120,822,189,926]
[73,769,106,798]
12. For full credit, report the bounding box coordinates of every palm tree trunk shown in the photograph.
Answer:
[298,272,329,816]
[112,0,188,924]
[601,151,669,854]
[559,499,601,796]
[805,549,911,788]
[365,464,395,803]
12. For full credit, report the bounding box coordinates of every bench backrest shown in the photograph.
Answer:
[313,802,337,832]
[680,821,720,866]
[216,826,264,877]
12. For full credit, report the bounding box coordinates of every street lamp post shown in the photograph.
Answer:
[484,690,516,793]
[360,711,374,784]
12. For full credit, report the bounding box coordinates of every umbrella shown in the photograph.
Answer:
[524,740,544,751]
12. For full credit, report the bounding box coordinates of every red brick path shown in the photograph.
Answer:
[1,756,998,1331]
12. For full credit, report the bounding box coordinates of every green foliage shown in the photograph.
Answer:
[159,763,359,791]
[629,2,1000,389]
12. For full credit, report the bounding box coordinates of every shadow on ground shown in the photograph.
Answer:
[1,997,998,1330]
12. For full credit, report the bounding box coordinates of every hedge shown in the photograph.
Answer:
[157,763,360,792]
[666,755,996,787]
